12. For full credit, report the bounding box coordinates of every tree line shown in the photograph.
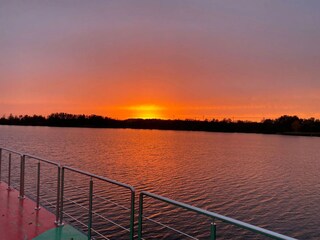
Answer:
[1,113,320,136]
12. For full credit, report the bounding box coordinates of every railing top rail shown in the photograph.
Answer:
[141,191,297,240]
[63,166,135,192]
[0,147,23,156]
[24,154,60,167]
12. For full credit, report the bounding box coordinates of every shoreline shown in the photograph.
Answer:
[1,123,320,138]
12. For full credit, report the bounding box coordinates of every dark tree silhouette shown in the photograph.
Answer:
[1,113,320,136]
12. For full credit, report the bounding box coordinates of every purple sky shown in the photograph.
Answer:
[1,1,320,120]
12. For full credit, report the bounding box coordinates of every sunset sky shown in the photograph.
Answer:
[1,1,320,120]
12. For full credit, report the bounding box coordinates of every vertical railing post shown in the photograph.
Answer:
[19,155,25,199]
[7,153,11,190]
[35,161,41,210]
[210,220,217,240]
[55,165,61,225]
[88,177,93,240]
[129,190,135,240]
[138,193,144,240]
[59,167,65,226]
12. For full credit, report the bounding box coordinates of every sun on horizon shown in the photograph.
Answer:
[126,105,165,119]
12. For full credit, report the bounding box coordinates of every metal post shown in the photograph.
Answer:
[129,190,135,240]
[138,193,144,240]
[59,167,65,226]
[7,153,11,190]
[55,166,61,225]
[35,161,41,210]
[88,177,93,240]
[19,155,25,199]
[210,221,217,240]
[19,155,22,194]
[0,148,2,182]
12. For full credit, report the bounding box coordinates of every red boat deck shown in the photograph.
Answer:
[0,182,57,239]
[0,182,87,240]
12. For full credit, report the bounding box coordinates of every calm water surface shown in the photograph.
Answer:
[0,125,319,239]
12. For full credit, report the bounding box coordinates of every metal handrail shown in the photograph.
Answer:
[0,147,299,240]
[60,166,135,240]
[0,147,24,197]
[0,147,24,156]
[24,154,61,225]
[24,154,60,166]
[0,147,62,224]
[138,191,297,240]
[71,184,130,211]
[63,166,134,191]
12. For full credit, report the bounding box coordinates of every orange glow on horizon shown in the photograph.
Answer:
[126,105,165,119]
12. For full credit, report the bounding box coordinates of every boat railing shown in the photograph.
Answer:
[0,147,24,197]
[0,147,297,240]
[0,147,61,224]
[24,154,61,225]
[60,166,135,240]
[138,191,297,240]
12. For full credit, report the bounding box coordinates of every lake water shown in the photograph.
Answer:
[0,125,319,239]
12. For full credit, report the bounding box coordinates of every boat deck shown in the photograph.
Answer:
[0,182,85,240]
